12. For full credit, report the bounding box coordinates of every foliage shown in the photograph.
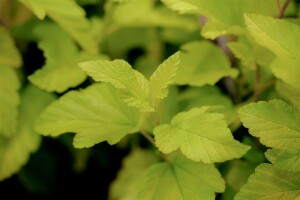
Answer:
[1,0,300,199]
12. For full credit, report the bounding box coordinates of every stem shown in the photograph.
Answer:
[139,130,169,162]
[0,0,12,28]
[277,0,291,19]
[140,130,156,146]
[254,65,260,102]
[276,0,281,10]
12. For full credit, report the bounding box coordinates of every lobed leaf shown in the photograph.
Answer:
[79,59,152,111]
[162,0,279,39]
[227,36,274,70]
[138,154,225,200]
[240,98,300,174]
[80,52,180,112]
[35,83,140,148]
[153,107,249,163]
[265,148,300,172]
[235,164,300,200]
[105,0,198,31]
[109,148,159,200]
[239,100,300,151]
[29,24,106,93]
[245,14,300,90]
[19,0,98,54]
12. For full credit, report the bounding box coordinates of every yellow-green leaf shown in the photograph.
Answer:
[149,51,180,107]
[245,14,300,90]
[0,67,20,137]
[19,0,98,54]
[29,24,106,93]
[153,107,250,163]
[0,85,55,181]
[79,59,152,111]
[235,164,300,200]
[35,84,140,148]
[139,154,225,200]
[175,41,238,87]
[109,148,159,200]
[239,100,300,151]
[265,148,300,172]
[0,27,22,68]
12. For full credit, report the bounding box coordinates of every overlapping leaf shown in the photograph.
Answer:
[29,24,106,93]
[153,107,249,163]
[239,100,300,150]
[0,85,55,181]
[19,0,98,54]
[80,52,180,112]
[227,36,274,70]
[276,81,300,106]
[175,41,238,87]
[105,0,198,31]
[239,100,300,172]
[245,14,300,89]
[235,164,300,200]
[161,0,279,39]
[109,148,159,200]
[222,160,257,199]
[265,149,300,172]
[0,67,20,137]
[80,59,151,111]
[35,83,140,148]
[0,27,22,68]
[138,154,225,200]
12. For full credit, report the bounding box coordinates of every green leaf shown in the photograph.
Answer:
[80,52,180,112]
[160,0,200,15]
[276,81,300,106]
[76,0,98,5]
[227,36,274,70]
[178,85,236,124]
[108,0,132,2]
[105,0,198,31]
[175,41,238,87]
[0,85,55,181]
[153,107,249,163]
[222,160,256,200]
[138,154,225,200]
[235,163,300,200]
[149,51,180,107]
[19,0,98,54]
[0,27,22,68]
[0,67,20,137]
[28,24,106,93]
[242,137,265,165]
[239,100,300,151]
[109,148,159,200]
[104,28,155,57]
[162,0,279,39]
[265,148,300,172]
[35,83,140,148]
[245,14,300,90]
[79,59,152,111]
